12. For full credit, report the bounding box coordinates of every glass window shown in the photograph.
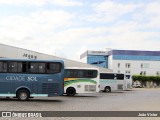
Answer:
[140,71,146,75]
[21,62,27,73]
[28,62,38,73]
[157,71,160,76]
[100,73,124,80]
[0,62,7,73]
[117,74,124,80]
[125,75,131,79]
[141,63,149,68]
[77,70,84,78]
[8,62,18,73]
[126,70,131,74]
[0,62,3,72]
[85,70,97,78]
[47,63,61,74]
[65,69,97,78]
[100,73,115,79]
[118,63,120,68]
[125,63,131,68]
[17,62,23,73]
[65,70,77,78]
[3,62,7,72]
[38,63,45,73]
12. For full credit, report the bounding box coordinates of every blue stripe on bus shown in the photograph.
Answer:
[0,94,15,97]
[0,94,48,97]
[31,94,48,97]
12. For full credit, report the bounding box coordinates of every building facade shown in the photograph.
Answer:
[0,43,111,73]
[80,51,108,68]
[80,49,160,76]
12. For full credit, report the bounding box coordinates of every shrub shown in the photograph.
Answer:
[132,75,160,82]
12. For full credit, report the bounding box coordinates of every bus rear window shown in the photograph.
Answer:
[100,73,124,80]
[47,63,61,74]
[100,73,115,79]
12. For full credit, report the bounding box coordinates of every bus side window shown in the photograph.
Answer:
[8,62,18,73]
[0,62,3,72]
[65,70,71,77]
[22,62,27,73]
[17,62,22,73]
[3,62,7,72]
[28,62,38,73]
[38,63,45,73]
[86,70,97,78]
[117,74,124,80]
[16,62,27,73]
[86,70,93,78]
[78,70,84,78]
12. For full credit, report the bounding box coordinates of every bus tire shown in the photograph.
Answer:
[66,87,76,96]
[17,89,30,101]
[105,86,111,93]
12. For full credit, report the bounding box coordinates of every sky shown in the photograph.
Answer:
[0,0,160,61]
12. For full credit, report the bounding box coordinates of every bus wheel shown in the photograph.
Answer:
[105,87,111,93]
[17,90,29,101]
[66,87,76,96]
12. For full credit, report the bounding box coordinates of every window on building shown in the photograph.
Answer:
[126,70,131,74]
[125,63,131,68]
[118,63,120,68]
[140,71,146,75]
[156,71,160,76]
[141,63,149,68]
[118,70,120,73]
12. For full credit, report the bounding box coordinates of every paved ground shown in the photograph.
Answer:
[0,88,160,120]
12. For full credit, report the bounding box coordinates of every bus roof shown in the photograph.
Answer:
[100,73,124,75]
[65,67,99,70]
[0,58,64,63]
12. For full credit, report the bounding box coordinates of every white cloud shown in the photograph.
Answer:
[0,0,82,7]
[145,2,160,14]
[93,1,137,15]
[106,30,160,51]
[89,0,142,22]
[0,10,76,55]
[131,1,160,29]
[143,2,160,29]
[0,0,46,6]
[50,0,82,6]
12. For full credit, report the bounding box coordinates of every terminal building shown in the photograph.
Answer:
[0,43,111,73]
[80,49,160,76]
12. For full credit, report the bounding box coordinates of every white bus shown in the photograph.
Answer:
[124,74,132,90]
[99,73,125,92]
[64,67,99,96]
